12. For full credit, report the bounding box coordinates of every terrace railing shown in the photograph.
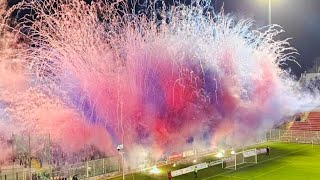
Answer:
[0,156,120,180]
[3,129,319,180]
[265,129,320,144]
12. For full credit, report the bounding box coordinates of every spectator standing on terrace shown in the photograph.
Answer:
[194,166,198,178]
[72,175,78,180]
[167,171,172,180]
[266,146,270,155]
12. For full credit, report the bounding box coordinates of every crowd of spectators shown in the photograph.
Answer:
[50,145,104,167]
[0,141,105,168]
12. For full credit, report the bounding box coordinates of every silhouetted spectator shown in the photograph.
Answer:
[72,175,78,180]
[168,171,172,180]
[194,166,198,178]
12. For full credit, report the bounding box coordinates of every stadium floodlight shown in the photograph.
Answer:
[173,163,176,167]
[117,144,124,151]
[193,159,197,163]
[231,150,235,155]
[216,152,224,158]
[117,144,125,180]
[150,165,160,174]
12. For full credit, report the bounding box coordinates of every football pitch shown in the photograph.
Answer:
[111,142,320,180]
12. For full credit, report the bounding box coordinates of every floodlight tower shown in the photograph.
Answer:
[117,144,125,180]
[268,0,271,25]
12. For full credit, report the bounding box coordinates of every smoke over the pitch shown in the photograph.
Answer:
[0,0,318,163]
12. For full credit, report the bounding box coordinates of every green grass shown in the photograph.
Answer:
[111,142,320,180]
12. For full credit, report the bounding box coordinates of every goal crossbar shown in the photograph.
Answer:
[224,148,257,170]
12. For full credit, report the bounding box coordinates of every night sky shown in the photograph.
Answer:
[215,0,320,77]
[6,0,320,77]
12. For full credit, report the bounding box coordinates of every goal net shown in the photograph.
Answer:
[224,148,257,170]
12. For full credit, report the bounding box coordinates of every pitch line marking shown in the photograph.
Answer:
[219,175,247,179]
[249,162,294,179]
[202,147,312,180]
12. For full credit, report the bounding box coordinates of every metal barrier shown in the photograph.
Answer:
[0,156,120,180]
[265,129,320,144]
[0,167,32,180]
[50,156,120,179]
[2,133,121,180]
[4,129,320,180]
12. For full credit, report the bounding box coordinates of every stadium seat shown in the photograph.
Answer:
[290,112,320,131]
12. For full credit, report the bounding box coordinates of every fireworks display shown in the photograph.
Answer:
[0,0,317,163]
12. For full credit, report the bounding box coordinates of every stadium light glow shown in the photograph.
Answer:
[193,159,197,163]
[215,152,224,158]
[150,165,160,174]
[173,163,176,167]
[231,150,235,155]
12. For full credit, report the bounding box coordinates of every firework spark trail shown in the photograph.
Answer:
[0,0,318,164]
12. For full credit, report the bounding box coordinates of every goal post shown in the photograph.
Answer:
[224,148,257,170]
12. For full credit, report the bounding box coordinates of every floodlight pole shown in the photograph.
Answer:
[234,154,237,170]
[11,133,14,180]
[117,144,125,180]
[255,148,257,163]
[28,134,31,180]
[49,133,52,179]
[122,152,125,180]
[268,0,272,25]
